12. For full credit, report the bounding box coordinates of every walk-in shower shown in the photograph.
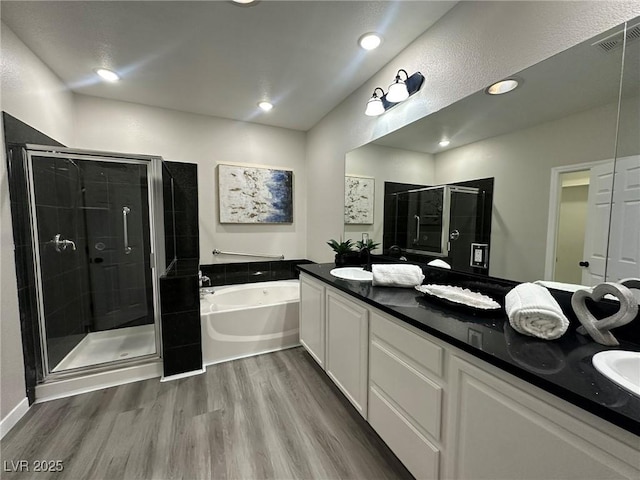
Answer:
[23,146,164,379]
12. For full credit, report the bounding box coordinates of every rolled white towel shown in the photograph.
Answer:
[505,282,569,340]
[372,264,425,288]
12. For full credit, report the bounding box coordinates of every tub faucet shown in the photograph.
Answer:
[199,270,211,288]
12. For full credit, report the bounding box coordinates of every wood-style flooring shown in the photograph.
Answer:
[1,347,412,480]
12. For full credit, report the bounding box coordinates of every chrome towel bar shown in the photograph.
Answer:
[212,249,284,260]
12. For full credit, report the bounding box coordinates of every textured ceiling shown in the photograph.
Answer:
[0,1,456,131]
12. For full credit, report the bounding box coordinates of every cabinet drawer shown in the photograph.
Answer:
[370,341,442,440]
[370,310,443,378]
[369,386,440,480]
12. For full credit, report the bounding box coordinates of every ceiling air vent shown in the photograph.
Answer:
[593,22,640,53]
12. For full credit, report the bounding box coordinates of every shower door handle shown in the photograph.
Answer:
[123,206,132,255]
[414,215,420,244]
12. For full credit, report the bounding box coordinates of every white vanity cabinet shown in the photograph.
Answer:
[299,273,369,418]
[368,310,444,479]
[325,289,369,418]
[299,273,326,367]
[444,355,640,480]
[298,273,640,479]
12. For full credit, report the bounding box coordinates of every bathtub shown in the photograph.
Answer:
[200,280,300,365]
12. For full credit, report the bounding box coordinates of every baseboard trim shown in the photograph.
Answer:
[35,361,163,404]
[161,367,206,382]
[203,343,301,367]
[0,397,30,440]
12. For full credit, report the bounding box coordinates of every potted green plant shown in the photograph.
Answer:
[355,239,381,252]
[356,238,380,269]
[327,239,358,266]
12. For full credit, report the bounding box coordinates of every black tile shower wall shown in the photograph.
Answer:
[159,269,202,377]
[161,164,176,266]
[159,161,201,376]
[200,259,313,286]
[163,161,199,262]
[3,112,67,403]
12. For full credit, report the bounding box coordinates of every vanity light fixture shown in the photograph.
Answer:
[359,33,382,51]
[386,69,410,103]
[365,88,385,116]
[258,101,273,112]
[439,139,451,147]
[485,78,520,95]
[364,70,425,116]
[95,68,120,82]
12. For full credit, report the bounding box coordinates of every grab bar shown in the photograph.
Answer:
[123,206,132,254]
[414,215,420,244]
[212,249,284,260]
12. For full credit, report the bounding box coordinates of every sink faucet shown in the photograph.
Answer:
[362,247,372,271]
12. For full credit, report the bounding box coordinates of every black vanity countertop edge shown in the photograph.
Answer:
[297,263,640,437]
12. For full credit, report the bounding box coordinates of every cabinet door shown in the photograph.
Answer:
[325,290,369,418]
[445,356,640,480]
[299,274,325,368]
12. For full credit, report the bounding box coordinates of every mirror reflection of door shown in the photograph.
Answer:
[552,163,611,286]
[607,155,640,282]
[552,157,639,287]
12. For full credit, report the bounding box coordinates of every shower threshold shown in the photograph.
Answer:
[52,324,156,372]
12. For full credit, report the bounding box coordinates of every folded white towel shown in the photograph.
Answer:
[372,264,425,288]
[505,283,569,340]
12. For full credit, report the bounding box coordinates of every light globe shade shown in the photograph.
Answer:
[386,81,409,103]
[365,97,384,116]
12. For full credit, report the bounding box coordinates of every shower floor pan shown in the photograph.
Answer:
[52,324,156,372]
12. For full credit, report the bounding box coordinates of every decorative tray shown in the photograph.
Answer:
[415,284,501,312]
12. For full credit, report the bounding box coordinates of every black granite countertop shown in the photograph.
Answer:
[298,263,640,437]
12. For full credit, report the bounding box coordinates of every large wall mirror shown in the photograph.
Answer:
[345,17,639,285]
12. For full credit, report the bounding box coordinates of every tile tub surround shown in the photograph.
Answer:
[160,260,202,378]
[200,259,313,286]
[297,263,640,436]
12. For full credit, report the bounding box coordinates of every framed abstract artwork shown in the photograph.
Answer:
[218,164,293,223]
[344,175,374,224]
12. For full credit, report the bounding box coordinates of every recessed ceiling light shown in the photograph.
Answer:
[439,139,450,147]
[258,101,273,112]
[95,68,120,82]
[231,0,258,5]
[359,33,382,51]
[485,79,519,95]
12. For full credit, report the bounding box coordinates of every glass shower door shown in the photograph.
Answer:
[405,186,450,256]
[27,151,158,375]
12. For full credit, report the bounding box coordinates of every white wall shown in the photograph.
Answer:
[344,144,434,251]
[0,23,74,421]
[306,1,640,262]
[73,95,307,263]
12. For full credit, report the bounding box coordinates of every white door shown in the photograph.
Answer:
[606,155,640,282]
[582,162,614,286]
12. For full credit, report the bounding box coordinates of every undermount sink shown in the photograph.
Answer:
[330,267,373,282]
[592,350,640,397]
